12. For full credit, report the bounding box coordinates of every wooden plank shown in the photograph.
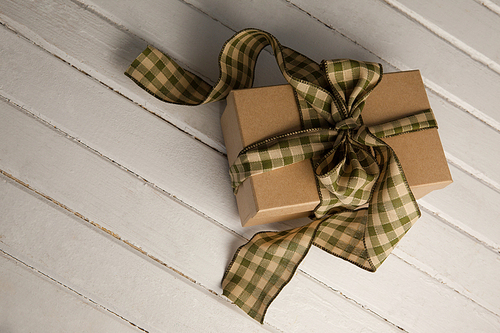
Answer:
[394,210,500,316]
[0,21,277,239]
[79,0,388,65]
[0,0,379,154]
[390,0,500,65]
[427,90,500,192]
[0,120,400,332]
[156,0,500,188]
[301,242,500,333]
[0,253,142,333]
[420,164,500,252]
[2,0,500,193]
[2,16,500,255]
[2,2,500,257]
[125,0,500,245]
[0,179,276,333]
[0,0,228,152]
[1,67,499,333]
[378,0,500,134]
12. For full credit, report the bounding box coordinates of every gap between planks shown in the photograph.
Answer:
[445,152,500,194]
[419,200,500,254]
[392,247,500,317]
[474,0,500,16]
[381,0,500,76]
[379,0,500,133]
[0,248,148,333]
[299,270,408,332]
[2,92,499,326]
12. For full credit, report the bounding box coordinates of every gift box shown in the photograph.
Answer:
[221,70,453,227]
[125,29,456,322]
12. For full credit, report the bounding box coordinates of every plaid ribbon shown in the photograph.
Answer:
[125,28,438,323]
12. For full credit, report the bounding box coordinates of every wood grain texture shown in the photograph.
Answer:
[3,0,499,189]
[0,0,228,152]
[3,0,500,227]
[389,0,500,66]
[1,0,499,331]
[0,177,273,333]
[4,0,500,262]
[0,253,143,333]
[0,101,401,332]
[2,11,499,283]
[2,97,498,331]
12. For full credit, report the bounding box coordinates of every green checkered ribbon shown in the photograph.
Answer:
[125,28,438,323]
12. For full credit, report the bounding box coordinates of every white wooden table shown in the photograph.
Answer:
[1,0,500,332]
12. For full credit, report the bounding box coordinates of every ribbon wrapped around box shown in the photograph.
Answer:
[125,28,452,323]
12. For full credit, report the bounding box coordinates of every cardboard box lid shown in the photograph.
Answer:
[362,70,452,196]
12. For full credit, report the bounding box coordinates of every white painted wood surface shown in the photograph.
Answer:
[0,0,499,331]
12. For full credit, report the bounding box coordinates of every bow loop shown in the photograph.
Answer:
[324,59,382,122]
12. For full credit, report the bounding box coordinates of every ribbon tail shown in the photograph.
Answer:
[313,209,375,271]
[313,130,422,271]
[124,29,329,107]
[125,46,213,105]
[222,219,323,323]
[364,144,421,267]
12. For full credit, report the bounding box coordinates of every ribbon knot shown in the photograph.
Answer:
[124,28,438,324]
[315,130,379,208]
[333,117,359,131]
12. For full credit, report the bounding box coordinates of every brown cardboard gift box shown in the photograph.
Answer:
[221,70,453,227]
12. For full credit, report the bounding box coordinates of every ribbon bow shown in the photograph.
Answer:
[231,59,384,213]
[125,28,437,323]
